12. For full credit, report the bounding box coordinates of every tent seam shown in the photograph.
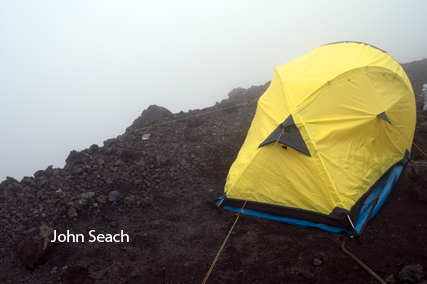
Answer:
[293,66,407,114]
[297,113,339,208]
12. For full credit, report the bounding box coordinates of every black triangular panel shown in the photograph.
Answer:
[377,111,391,124]
[281,114,296,128]
[258,126,284,148]
[259,114,311,156]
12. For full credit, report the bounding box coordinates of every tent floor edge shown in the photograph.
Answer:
[218,160,405,235]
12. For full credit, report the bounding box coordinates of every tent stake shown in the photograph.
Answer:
[200,178,219,209]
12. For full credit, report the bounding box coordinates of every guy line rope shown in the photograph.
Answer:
[201,120,427,283]
[201,129,284,284]
[124,101,425,282]
[389,123,427,160]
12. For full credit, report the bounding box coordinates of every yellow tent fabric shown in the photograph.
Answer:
[222,42,416,228]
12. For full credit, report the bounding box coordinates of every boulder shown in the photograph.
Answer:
[108,191,123,202]
[44,165,54,177]
[17,224,54,270]
[398,264,424,283]
[126,105,173,132]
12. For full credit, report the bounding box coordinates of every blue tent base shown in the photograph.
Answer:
[218,164,403,235]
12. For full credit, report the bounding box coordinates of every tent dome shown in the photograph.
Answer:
[221,42,416,232]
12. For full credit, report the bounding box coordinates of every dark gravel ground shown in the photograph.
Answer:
[1,59,427,284]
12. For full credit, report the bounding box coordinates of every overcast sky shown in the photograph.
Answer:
[1,1,427,181]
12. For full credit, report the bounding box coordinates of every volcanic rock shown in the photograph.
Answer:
[44,165,54,177]
[108,191,123,202]
[126,104,173,132]
[398,264,424,283]
[67,207,78,218]
[97,195,108,204]
[123,195,136,205]
[17,224,54,270]
[385,274,396,284]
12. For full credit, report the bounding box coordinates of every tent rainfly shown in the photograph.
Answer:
[219,41,416,235]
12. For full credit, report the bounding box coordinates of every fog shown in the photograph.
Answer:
[1,0,426,181]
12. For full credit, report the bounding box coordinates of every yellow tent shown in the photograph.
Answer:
[221,42,416,231]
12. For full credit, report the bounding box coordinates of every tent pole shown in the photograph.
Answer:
[359,196,380,237]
